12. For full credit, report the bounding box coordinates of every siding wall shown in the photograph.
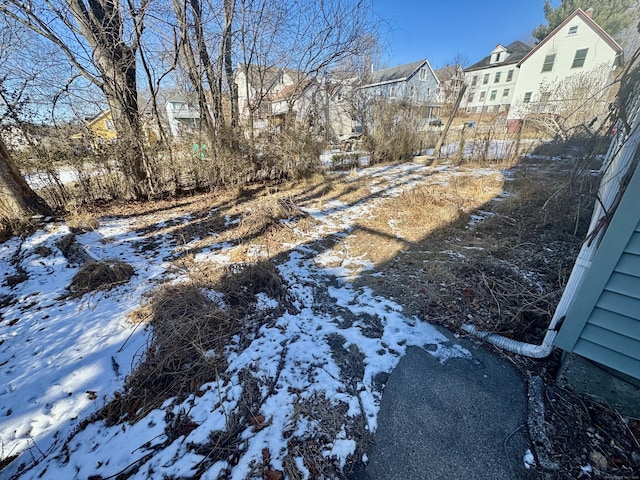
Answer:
[361,70,439,106]
[463,64,520,113]
[555,163,640,380]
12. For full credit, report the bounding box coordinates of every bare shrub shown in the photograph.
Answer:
[67,260,135,298]
[363,100,427,163]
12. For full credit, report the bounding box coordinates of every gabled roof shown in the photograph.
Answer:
[166,94,193,104]
[269,79,315,102]
[238,65,303,92]
[86,110,111,127]
[464,41,532,72]
[434,64,464,83]
[362,59,438,88]
[517,8,623,68]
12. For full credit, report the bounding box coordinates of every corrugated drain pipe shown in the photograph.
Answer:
[462,255,591,358]
[463,117,640,358]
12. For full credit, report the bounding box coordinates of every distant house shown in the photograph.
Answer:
[435,64,466,110]
[235,66,303,128]
[267,79,323,130]
[462,41,532,114]
[507,8,623,129]
[73,109,158,147]
[326,79,360,139]
[86,110,118,143]
[359,59,440,117]
[165,95,201,137]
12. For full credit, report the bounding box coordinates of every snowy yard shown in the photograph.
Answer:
[1,163,508,479]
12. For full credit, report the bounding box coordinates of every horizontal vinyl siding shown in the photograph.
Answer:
[616,252,640,276]
[573,339,640,379]
[625,229,640,254]
[575,224,640,377]
[588,307,640,339]
[581,324,640,359]
[605,271,640,298]
[555,168,640,380]
[596,290,640,320]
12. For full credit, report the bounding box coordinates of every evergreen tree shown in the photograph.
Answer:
[532,0,637,42]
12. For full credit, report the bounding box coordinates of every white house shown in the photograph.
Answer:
[462,41,532,114]
[165,95,200,137]
[507,8,623,129]
[267,79,322,130]
[434,64,466,109]
[235,66,301,128]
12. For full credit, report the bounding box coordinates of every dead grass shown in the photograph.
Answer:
[65,208,100,233]
[217,260,285,309]
[67,260,135,298]
[341,172,504,265]
[102,283,236,424]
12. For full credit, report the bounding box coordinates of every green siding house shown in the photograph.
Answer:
[554,161,640,381]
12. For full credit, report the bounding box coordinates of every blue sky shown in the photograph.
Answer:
[372,0,548,68]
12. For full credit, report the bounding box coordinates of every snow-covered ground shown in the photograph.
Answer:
[1,163,506,479]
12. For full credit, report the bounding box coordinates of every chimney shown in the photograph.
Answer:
[585,7,594,18]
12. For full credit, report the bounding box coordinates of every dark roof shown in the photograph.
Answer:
[464,41,532,72]
[363,60,429,87]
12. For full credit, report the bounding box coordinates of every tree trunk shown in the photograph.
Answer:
[0,136,53,226]
[68,0,153,198]
[222,0,239,129]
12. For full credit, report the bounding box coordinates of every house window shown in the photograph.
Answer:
[540,92,551,103]
[495,53,501,62]
[105,119,115,131]
[506,69,514,82]
[479,91,486,101]
[471,75,478,87]
[420,68,427,81]
[568,25,578,35]
[503,88,510,97]
[426,87,431,98]
[483,74,489,85]
[541,54,556,72]
[390,86,396,98]
[410,86,415,97]
[523,92,532,103]
[468,93,474,103]
[572,48,589,68]
[494,72,501,83]
[490,90,497,101]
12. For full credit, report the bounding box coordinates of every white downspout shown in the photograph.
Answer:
[464,101,640,358]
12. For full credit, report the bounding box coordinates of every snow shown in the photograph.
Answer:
[523,448,536,469]
[1,162,509,479]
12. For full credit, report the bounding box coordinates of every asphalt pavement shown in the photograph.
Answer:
[361,337,535,479]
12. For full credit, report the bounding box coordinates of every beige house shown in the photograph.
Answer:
[507,8,623,129]
[235,66,303,129]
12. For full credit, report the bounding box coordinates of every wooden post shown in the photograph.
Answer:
[432,84,467,165]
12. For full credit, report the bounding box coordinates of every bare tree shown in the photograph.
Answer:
[0,135,53,231]
[1,0,155,197]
